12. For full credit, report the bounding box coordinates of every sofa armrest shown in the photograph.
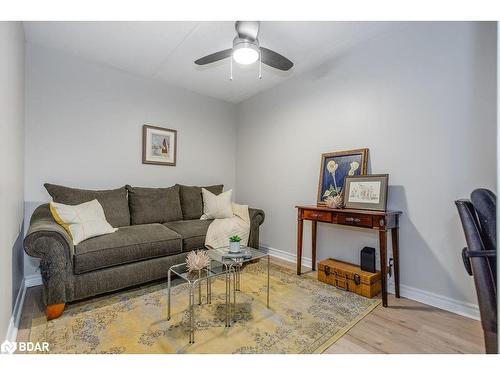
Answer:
[248,208,265,249]
[24,204,75,306]
[23,204,74,262]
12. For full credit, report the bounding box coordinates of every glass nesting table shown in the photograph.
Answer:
[167,246,270,344]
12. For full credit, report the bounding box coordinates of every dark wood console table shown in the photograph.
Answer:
[296,205,402,307]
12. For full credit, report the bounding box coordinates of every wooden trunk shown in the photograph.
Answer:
[318,258,381,298]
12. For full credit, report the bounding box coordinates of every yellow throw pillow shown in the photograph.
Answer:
[49,199,117,245]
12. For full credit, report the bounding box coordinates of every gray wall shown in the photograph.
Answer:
[0,22,25,340]
[21,22,497,318]
[235,22,497,312]
[24,43,237,277]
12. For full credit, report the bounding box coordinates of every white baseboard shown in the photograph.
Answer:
[262,245,312,269]
[387,281,480,320]
[4,279,27,343]
[264,244,480,321]
[24,273,42,288]
[4,273,43,344]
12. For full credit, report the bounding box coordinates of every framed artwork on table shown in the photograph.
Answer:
[142,124,177,166]
[317,148,368,206]
[343,174,389,211]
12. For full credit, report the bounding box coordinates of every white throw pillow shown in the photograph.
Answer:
[49,199,117,245]
[201,188,233,219]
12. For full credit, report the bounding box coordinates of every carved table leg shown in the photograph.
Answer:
[311,220,317,271]
[379,230,388,307]
[297,210,304,275]
[391,227,400,298]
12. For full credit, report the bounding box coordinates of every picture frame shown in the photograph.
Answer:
[142,124,177,166]
[317,148,368,206]
[343,174,389,211]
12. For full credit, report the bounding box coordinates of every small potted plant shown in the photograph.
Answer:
[229,235,242,253]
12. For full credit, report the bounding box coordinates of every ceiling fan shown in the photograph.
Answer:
[194,21,294,78]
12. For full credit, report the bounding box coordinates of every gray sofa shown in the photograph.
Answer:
[23,183,265,319]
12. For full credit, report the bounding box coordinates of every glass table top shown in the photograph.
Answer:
[169,247,268,283]
[206,246,268,265]
[169,259,226,283]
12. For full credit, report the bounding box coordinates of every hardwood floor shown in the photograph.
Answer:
[325,294,484,354]
[16,257,485,354]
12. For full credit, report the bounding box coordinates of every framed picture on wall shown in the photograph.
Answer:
[343,174,389,211]
[317,148,368,205]
[142,124,177,166]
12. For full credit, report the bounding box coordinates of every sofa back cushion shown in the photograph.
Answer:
[44,183,130,227]
[178,184,223,220]
[126,185,183,225]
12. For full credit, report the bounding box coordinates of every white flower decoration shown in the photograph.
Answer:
[348,161,360,176]
[327,160,338,174]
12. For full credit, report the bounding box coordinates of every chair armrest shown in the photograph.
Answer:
[462,247,496,276]
[23,204,74,262]
[465,250,496,257]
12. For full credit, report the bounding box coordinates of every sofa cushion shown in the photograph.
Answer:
[74,224,182,274]
[45,183,130,227]
[163,219,213,251]
[126,185,182,225]
[178,184,223,220]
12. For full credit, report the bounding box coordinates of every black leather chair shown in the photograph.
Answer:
[455,189,497,354]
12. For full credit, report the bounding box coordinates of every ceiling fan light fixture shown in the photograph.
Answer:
[194,21,294,72]
[232,42,259,65]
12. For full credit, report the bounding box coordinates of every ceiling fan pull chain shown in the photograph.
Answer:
[230,55,233,81]
[259,50,262,79]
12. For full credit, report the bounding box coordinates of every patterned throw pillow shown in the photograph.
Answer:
[49,199,117,245]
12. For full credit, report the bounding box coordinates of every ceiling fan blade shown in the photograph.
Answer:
[195,49,232,65]
[260,47,294,71]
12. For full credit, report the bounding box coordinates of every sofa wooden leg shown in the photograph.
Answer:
[46,303,65,320]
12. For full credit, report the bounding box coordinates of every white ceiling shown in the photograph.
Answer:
[24,21,394,103]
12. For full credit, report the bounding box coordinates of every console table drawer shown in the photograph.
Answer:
[303,210,332,222]
[337,213,373,228]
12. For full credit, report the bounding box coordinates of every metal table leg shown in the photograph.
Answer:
[168,264,222,345]
[233,267,237,322]
[225,267,230,327]
[206,275,210,304]
[267,254,270,308]
[207,263,212,304]
[189,282,195,343]
[167,267,172,320]
[239,265,241,290]
[235,266,241,291]
[198,270,202,305]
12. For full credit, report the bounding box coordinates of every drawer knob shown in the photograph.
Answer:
[345,217,361,223]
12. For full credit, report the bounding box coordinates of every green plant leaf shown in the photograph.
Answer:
[229,235,241,242]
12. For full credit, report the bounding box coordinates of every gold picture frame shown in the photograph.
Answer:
[317,148,368,206]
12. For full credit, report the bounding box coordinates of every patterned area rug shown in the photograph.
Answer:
[30,261,380,353]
